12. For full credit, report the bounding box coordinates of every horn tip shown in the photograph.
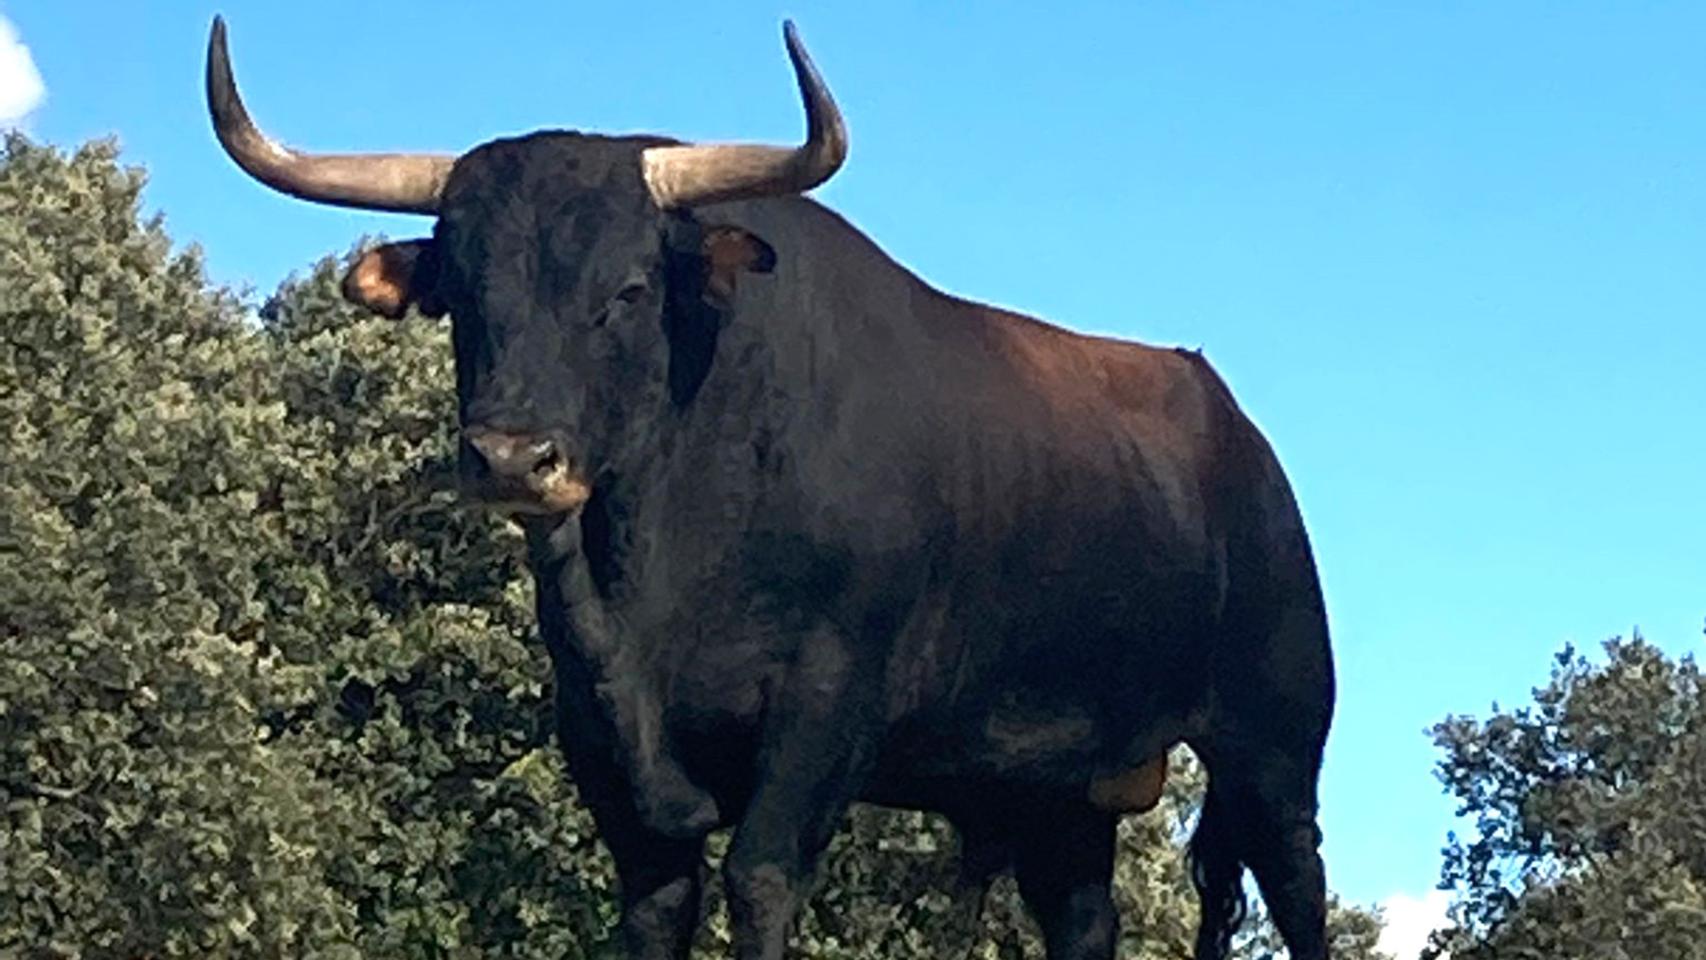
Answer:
[207,15,231,83]
[206,16,235,113]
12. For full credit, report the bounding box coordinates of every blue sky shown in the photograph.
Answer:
[8,0,1704,946]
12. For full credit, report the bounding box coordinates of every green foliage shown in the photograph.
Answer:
[1,133,357,957]
[0,133,608,959]
[1,135,1384,958]
[1430,634,1706,960]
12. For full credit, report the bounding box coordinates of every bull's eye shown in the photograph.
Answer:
[594,281,650,328]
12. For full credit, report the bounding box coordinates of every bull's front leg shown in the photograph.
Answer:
[723,627,883,960]
[555,696,708,960]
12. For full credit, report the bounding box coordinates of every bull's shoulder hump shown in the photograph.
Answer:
[964,305,1224,420]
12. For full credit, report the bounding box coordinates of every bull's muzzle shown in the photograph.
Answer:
[462,429,591,514]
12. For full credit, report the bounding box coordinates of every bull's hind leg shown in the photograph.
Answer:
[1190,603,1334,960]
[1188,751,1328,960]
[1012,801,1120,960]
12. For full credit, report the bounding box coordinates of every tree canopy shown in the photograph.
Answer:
[0,135,1385,959]
[1430,634,1706,959]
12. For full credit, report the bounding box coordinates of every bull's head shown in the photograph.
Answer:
[207,16,845,515]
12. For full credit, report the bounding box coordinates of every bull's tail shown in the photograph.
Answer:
[1187,781,1248,960]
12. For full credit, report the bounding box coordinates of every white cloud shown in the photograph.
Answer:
[0,16,46,128]
[1378,889,1453,960]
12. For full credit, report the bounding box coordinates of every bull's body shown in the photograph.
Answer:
[209,20,1335,960]
[541,186,1307,799]
[518,168,1332,958]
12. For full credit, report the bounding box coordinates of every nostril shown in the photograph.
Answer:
[466,431,510,471]
[526,440,561,476]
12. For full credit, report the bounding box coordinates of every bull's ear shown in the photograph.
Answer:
[342,240,444,319]
[701,226,776,301]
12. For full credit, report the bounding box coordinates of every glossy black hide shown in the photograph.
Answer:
[429,135,678,471]
[411,132,1336,960]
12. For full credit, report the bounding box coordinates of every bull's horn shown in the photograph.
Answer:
[641,21,847,209]
[206,16,454,214]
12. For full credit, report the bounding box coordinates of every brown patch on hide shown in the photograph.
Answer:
[1088,752,1168,814]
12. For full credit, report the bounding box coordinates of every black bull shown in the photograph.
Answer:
[208,17,1335,960]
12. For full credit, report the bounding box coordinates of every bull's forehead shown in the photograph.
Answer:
[432,133,670,309]
[440,131,662,222]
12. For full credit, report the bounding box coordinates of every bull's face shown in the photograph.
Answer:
[433,143,665,515]
[205,15,843,515]
[342,138,778,514]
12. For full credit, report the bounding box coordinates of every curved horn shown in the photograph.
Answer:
[641,21,848,209]
[206,16,454,214]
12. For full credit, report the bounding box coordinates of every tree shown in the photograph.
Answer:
[0,133,611,959]
[1429,633,1706,960]
[0,134,361,957]
[1,135,1384,958]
